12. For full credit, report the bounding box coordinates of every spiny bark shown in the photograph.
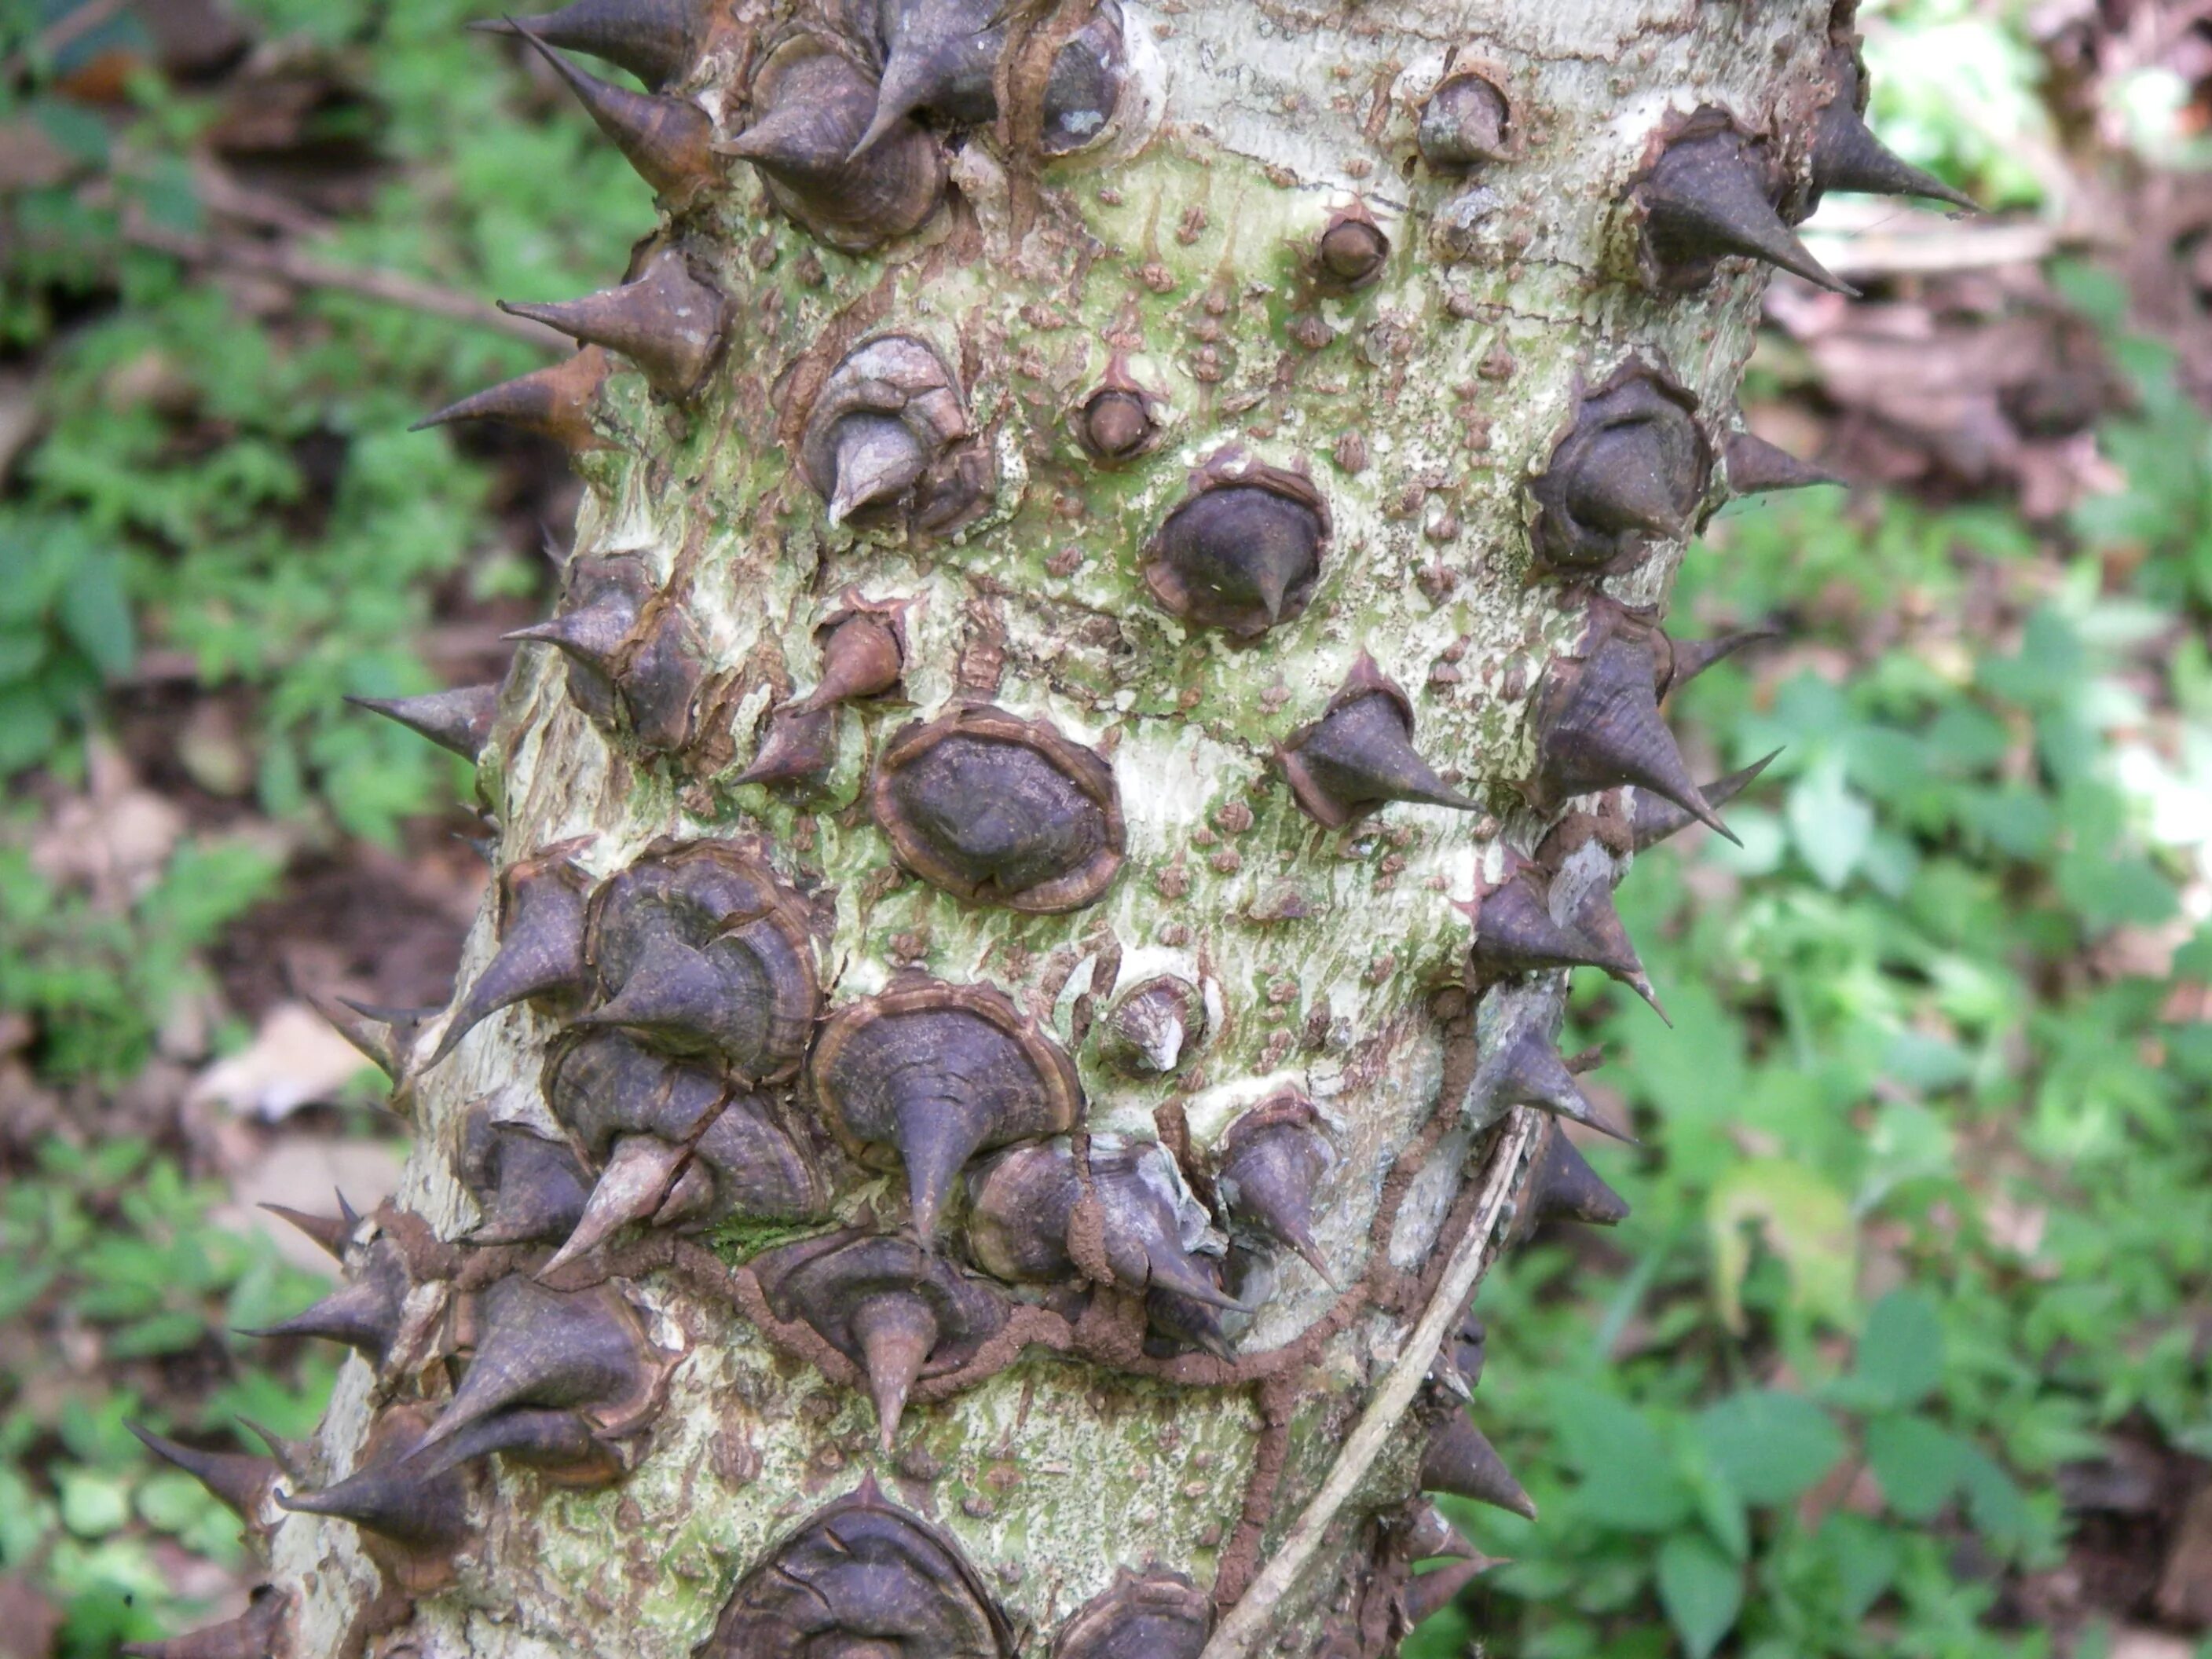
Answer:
[129,2,1968,1656]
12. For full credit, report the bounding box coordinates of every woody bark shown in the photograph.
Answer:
[136,2,1933,1657]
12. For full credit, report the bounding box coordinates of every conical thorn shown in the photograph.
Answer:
[1527,1130,1631,1229]
[536,1135,689,1280]
[1421,1413,1537,1521]
[128,1424,273,1521]
[346,685,500,763]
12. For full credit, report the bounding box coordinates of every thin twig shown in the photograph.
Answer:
[1199,1106,1545,1659]
[121,217,568,350]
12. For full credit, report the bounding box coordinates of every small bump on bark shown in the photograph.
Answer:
[1096,975,1206,1076]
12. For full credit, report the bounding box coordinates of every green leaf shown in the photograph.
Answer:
[0,628,49,684]
[58,552,134,678]
[105,1309,212,1359]
[1551,1385,1694,1533]
[0,687,60,775]
[1817,1512,1902,1621]
[1852,1289,1946,1410]
[1787,754,1875,890]
[32,98,112,166]
[1694,1390,1846,1507]
[134,1470,214,1534]
[58,1472,132,1539]
[1957,1442,2031,1550]
[1705,1160,1858,1334]
[1864,1413,1968,1521]
[1657,1532,1744,1659]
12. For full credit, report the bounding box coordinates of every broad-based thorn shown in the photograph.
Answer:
[258,1190,357,1260]
[1529,602,1737,844]
[1811,49,1979,214]
[1525,1128,1631,1229]
[411,348,617,454]
[1403,1497,1482,1564]
[239,1233,411,1361]
[1630,749,1781,852]
[1141,469,1328,640]
[119,1584,291,1659]
[787,608,903,716]
[127,1424,276,1522]
[427,842,593,1068]
[468,0,705,90]
[512,22,719,203]
[733,703,836,788]
[498,248,726,401]
[1635,111,1855,295]
[461,1110,594,1247]
[712,38,946,252]
[1281,654,1480,829]
[346,684,501,763]
[852,0,1005,160]
[1723,427,1842,497]
[1216,1097,1338,1287]
[812,980,1082,1240]
[273,1406,471,1584]
[1466,1009,1632,1144]
[534,1132,690,1278]
[1420,1412,1537,1521]
[1401,1558,1491,1627]
[412,1275,660,1455]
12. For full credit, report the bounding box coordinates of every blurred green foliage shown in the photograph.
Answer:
[0,1140,336,1659]
[0,0,640,836]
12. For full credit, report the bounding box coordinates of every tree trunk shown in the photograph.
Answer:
[133,1,1929,1654]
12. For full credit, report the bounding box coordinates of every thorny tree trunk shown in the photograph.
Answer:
[127,1,1963,1655]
